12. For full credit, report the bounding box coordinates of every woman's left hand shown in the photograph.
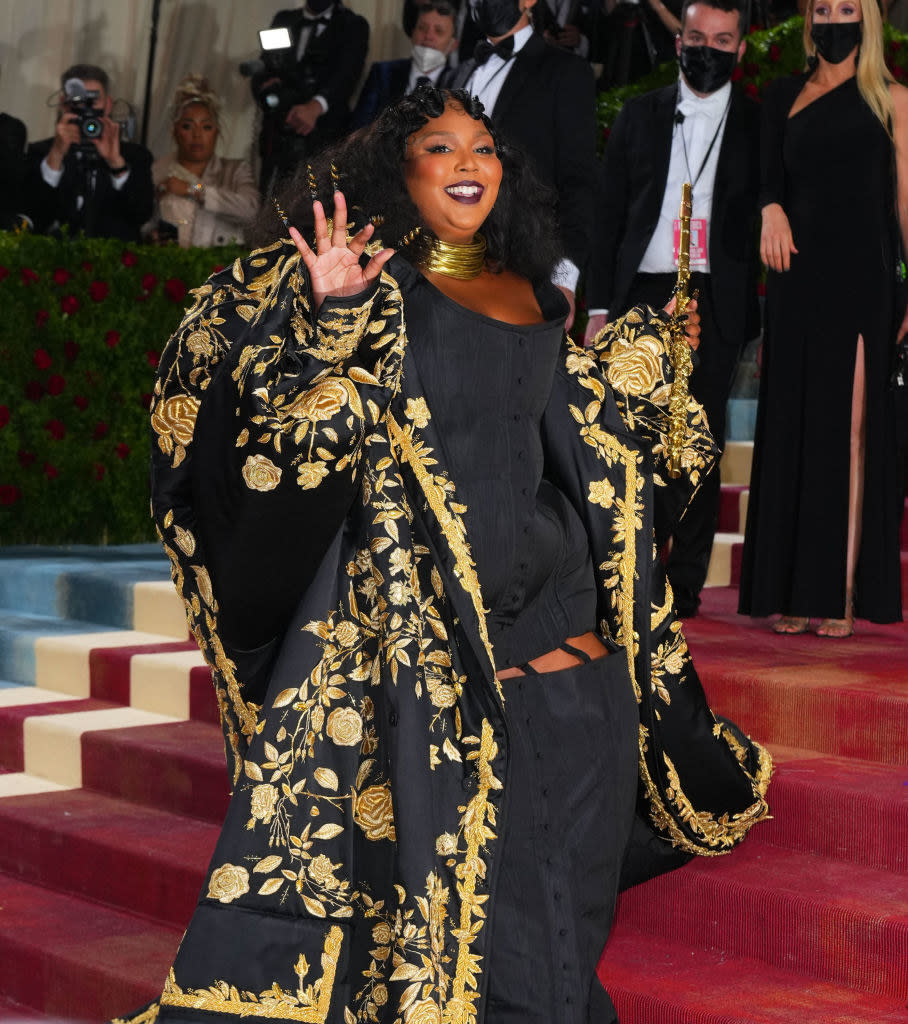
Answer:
[663,295,701,351]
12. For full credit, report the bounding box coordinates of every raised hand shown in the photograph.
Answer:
[288,190,394,312]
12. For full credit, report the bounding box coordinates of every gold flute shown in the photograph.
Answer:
[667,182,693,479]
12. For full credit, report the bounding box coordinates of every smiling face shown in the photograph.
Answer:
[173,101,218,165]
[403,100,502,244]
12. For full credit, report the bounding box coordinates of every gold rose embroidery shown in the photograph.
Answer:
[250,783,279,823]
[151,394,201,457]
[404,397,431,428]
[588,478,616,509]
[207,863,250,903]
[297,461,330,490]
[242,453,282,492]
[325,707,363,746]
[604,334,664,395]
[354,783,395,841]
[283,379,348,421]
[406,999,443,1024]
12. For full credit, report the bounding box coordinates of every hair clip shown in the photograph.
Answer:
[306,164,318,201]
[399,225,422,248]
[272,198,290,230]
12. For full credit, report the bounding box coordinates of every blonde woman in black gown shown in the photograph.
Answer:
[740,0,908,636]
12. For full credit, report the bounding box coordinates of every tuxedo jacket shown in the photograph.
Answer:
[258,4,369,142]
[588,82,761,343]
[0,113,27,229]
[450,32,597,273]
[24,137,154,242]
[350,59,411,130]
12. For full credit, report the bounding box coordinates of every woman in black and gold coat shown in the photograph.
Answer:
[144,86,770,1024]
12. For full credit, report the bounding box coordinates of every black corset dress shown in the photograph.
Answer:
[398,259,639,1024]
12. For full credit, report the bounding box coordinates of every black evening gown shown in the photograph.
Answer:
[401,262,639,1024]
[739,76,903,623]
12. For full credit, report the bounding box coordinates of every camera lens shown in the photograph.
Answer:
[82,116,102,139]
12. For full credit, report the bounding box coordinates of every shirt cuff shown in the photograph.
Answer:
[110,168,131,191]
[551,258,579,293]
[314,94,329,114]
[40,158,63,188]
[587,308,609,318]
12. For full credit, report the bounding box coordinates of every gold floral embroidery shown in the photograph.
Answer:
[354,783,396,842]
[207,863,251,903]
[386,413,498,697]
[161,926,343,1022]
[242,454,283,492]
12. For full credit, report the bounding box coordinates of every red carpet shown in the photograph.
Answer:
[597,583,908,1022]
[0,561,905,1019]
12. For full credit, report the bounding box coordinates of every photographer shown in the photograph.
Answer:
[249,2,369,194]
[24,63,154,241]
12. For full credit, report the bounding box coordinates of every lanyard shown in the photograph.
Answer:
[677,95,731,193]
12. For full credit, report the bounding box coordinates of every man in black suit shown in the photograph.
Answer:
[0,112,27,230]
[24,64,154,242]
[351,2,460,130]
[450,0,597,328]
[252,1,369,193]
[585,0,760,616]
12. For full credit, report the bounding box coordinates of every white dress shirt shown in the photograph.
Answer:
[467,24,580,294]
[590,78,731,318]
[406,60,448,95]
[296,5,333,113]
[637,77,731,274]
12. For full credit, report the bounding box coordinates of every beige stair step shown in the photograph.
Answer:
[0,686,83,708]
[130,649,209,719]
[720,441,753,487]
[23,706,178,787]
[133,581,189,640]
[0,772,71,798]
[704,532,744,588]
[34,630,178,697]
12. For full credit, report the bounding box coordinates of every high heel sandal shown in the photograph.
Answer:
[772,616,809,635]
[816,593,854,639]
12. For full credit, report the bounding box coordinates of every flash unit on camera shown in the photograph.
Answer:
[259,27,293,51]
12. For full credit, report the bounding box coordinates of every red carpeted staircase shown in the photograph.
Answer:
[0,442,905,1023]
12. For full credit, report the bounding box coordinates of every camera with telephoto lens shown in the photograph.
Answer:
[62,78,104,143]
[239,26,315,119]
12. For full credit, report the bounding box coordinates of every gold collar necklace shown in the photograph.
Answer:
[420,233,487,281]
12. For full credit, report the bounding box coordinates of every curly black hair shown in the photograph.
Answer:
[252,84,562,283]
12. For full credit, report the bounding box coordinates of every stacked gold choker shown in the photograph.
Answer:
[419,233,487,280]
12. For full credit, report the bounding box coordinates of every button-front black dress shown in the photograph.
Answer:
[739,76,903,623]
[400,261,639,1023]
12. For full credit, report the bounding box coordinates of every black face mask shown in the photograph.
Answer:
[473,0,523,38]
[306,0,333,12]
[810,22,861,64]
[679,44,738,94]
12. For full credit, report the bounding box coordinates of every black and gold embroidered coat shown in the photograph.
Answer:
[144,241,771,1024]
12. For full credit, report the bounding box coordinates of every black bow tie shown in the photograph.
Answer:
[301,12,331,27]
[473,35,515,65]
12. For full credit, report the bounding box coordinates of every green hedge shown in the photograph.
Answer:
[5,18,908,544]
[597,16,908,138]
[0,233,242,544]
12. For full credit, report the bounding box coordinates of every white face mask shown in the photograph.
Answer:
[411,44,448,74]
